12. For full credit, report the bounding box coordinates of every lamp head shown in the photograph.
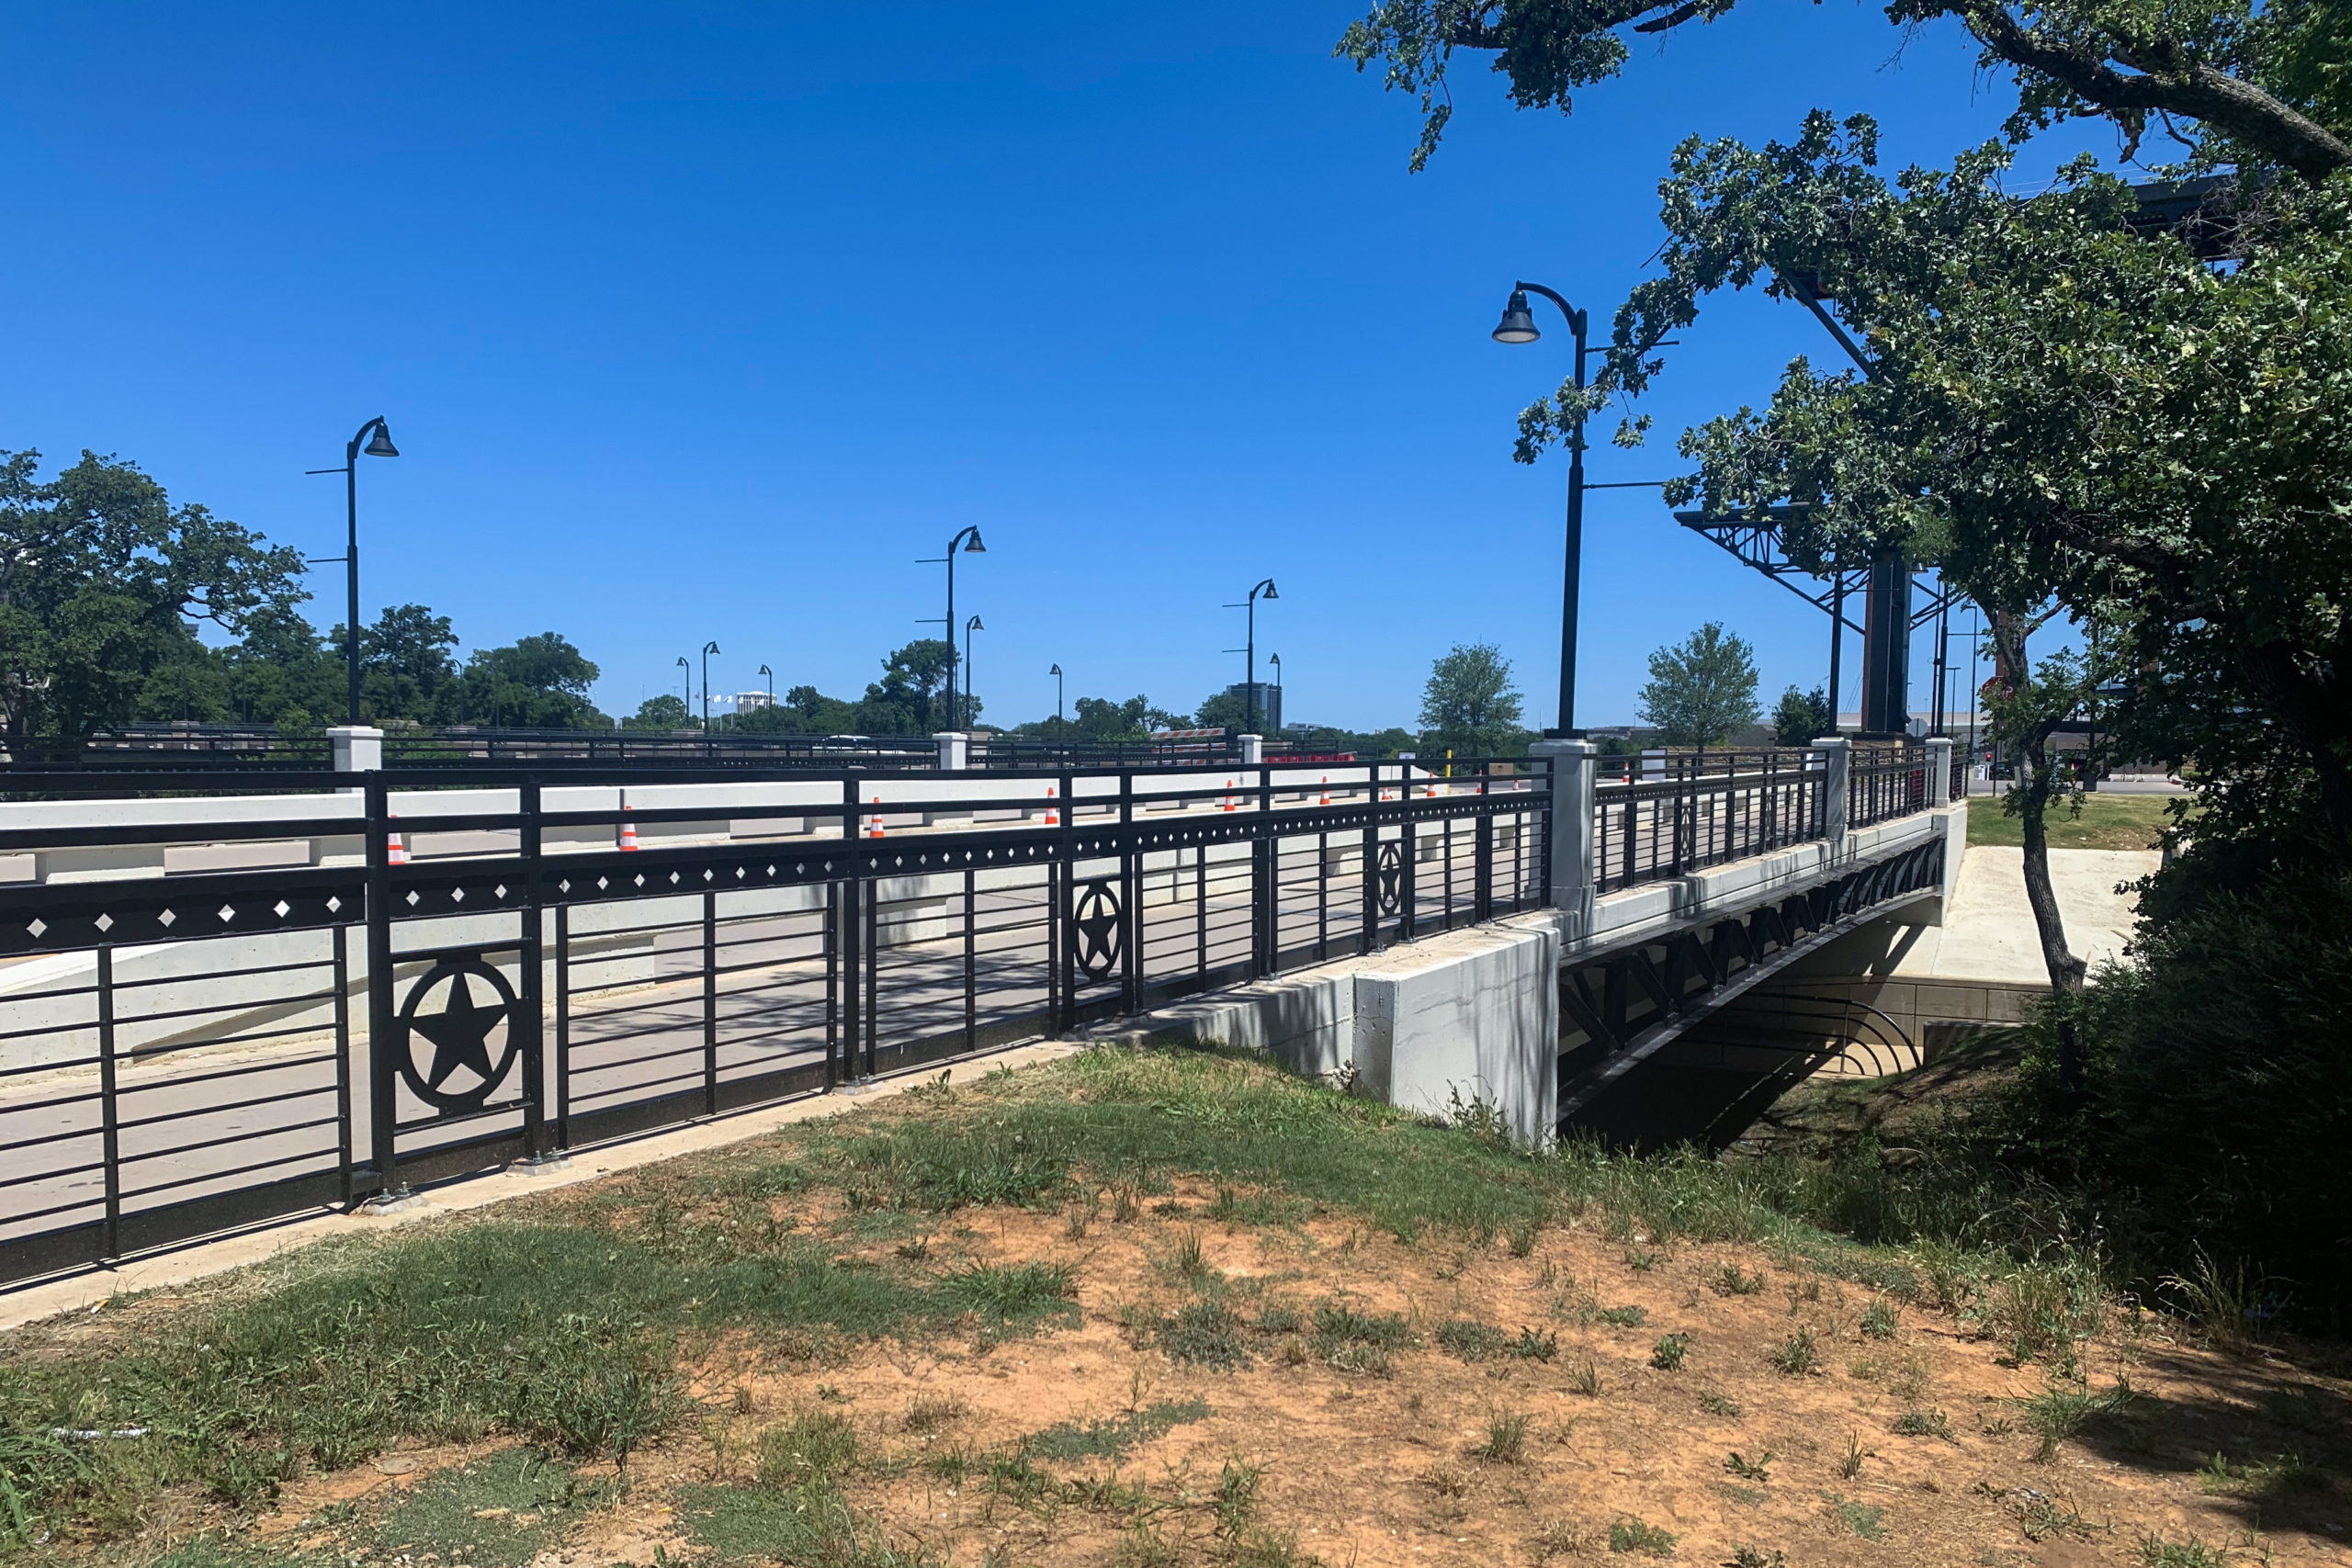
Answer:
[964,529,987,554]
[1491,289,1540,344]
[967,615,984,632]
[363,420,400,458]
[1049,663,1061,676]
[1261,580,1278,601]
[677,656,689,667]
[704,640,720,655]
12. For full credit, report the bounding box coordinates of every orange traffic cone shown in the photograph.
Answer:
[386,816,407,866]
[1222,778,1236,813]
[1044,784,1059,826]
[1319,776,1330,807]
[867,795,886,840]
[617,807,639,852]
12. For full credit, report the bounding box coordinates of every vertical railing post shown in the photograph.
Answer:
[1119,772,1140,1013]
[333,924,354,1206]
[517,777,548,1160]
[554,904,573,1141]
[1360,767,1380,953]
[963,870,978,1053]
[363,771,403,1201]
[1474,763,1494,925]
[702,888,719,1115]
[863,882,879,1078]
[1814,736,1852,864]
[1530,738,1597,940]
[822,884,840,1091]
[1926,736,1953,809]
[96,945,119,1260]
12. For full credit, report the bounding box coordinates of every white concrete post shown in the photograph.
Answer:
[1926,736,1954,807]
[1238,733,1264,765]
[328,725,383,773]
[1813,735,1851,862]
[1530,738,1597,938]
[933,731,969,772]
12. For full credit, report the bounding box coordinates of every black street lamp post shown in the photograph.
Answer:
[676,657,690,727]
[918,526,987,728]
[963,615,983,731]
[1268,653,1282,733]
[1493,283,1591,736]
[1223,579,1279,734]
[700,641,720,730]
[1049,663,1064,731]
[306,416,400,725]
[758,663,774,707]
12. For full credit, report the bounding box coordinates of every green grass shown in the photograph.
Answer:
[1824,1492,1888,1540]
[1965,792,2176,851]
[1020,1399,1210,1463]
[372,1449,607,1568]
[1609,1517,1678,1556]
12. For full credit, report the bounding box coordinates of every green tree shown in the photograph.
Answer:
[1771,684,1835,747]
[1419,642,1526,756]
[857,640,956,735]
[452,633,605,728]
[359,604,458,721]
[1193,687,1250,734]
[1637,623,1759,747]
[0,448,307,744]
[627,694,690,729]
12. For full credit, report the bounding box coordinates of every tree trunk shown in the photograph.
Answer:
[1990,609,2089,997]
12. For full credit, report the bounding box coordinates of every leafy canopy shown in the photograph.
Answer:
[1638,621,1760,747]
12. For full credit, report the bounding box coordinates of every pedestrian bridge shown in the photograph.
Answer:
[0,732,1957,1288]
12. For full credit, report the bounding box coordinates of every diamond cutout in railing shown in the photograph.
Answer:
[632,874,646,888]
[558,880,572,895]
[326,895,343,913]
[273,900,290,919]
[449,886,466,904]
[493,884,507,899]
[406,891,422,907]
[157,908,176,928]
[217,904,235,922]
[26,918,47,939]
[596,876,610,891]
[94,913,114,932]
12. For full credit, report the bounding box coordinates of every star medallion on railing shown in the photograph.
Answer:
[1070,880,1123,984]
[396,954,522,1112]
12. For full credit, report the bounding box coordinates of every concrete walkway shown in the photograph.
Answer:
[1890,843,2157,981]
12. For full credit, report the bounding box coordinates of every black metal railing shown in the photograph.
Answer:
[968,736,1245,769]
[1849,744,1930,829]
[1591,750,1827,894]
[0,756,1543,1285]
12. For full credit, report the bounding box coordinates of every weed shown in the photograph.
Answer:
[1598,1304,1649,1329]
[1724,1450,1775,1483]
[1768,1328,1820,1376]
[1730,1550,1786,1568]
[2161,1248,2263,1352]
[1823,1492,1886,1541]
[1650,1335,1689,1371]
[1532,1520,1596,1561]
[2017,1378,2133,1461]
[1608,1517,1678,1556]
[1710,1265,1766,1297]
[1118,1522,1183,1568]
[1717,1483,1767,1507]
[679,1478,926,1566]
[1624,1248,1661,1272]
[1421,1465,1470,1498]
[895,1234,933,1261]
[1516,1326,1560,1362]
[1889,1353,1931,1404]
[1214,1454,1262,1538]
[1167,1229,1213,1283]
[1311,1302,1413,1376]
[944,1260,1079,1326]
[1567,1357,1602,1397]
[1892,1407,1954,1440]
[2011,1489,2096,1541]
[2259,1384,2336,1435]
[1836,1432,1876,1478]
[2138,1535,2227,1568]
[1698,1392,1744,1418]
[901,1394,967,1434]
[1860,1298,1899,1339]
[755,1407,857,1487]
[1438,1320,1510,1361]
[1477,1413,1530,1464]
[1509,1222,1539,1258]
[1153,1293,1251,1371]
[1207,1185,1242,1224]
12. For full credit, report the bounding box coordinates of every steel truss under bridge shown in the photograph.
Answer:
[1555,833,1948,1134]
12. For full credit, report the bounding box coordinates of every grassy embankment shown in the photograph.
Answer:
[3,1046,2345,1568]
[1964,792,2177,851]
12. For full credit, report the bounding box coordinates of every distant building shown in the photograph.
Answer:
[1223,681,1281,735]
[737,691,775,713]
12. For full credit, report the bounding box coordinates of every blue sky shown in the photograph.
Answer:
[0,3,2105,730]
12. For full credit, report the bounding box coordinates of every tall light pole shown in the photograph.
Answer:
[1222,579,1279,734]
[1049,663,1064,731]
[1268,652,1282,735]
[700,641,720,730]
[963,615,983,730]
[758,663,774,706]
[917,526,986,729]
[676,656,690,727]
[305,416,400,725]
[1493,283,1591,736]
